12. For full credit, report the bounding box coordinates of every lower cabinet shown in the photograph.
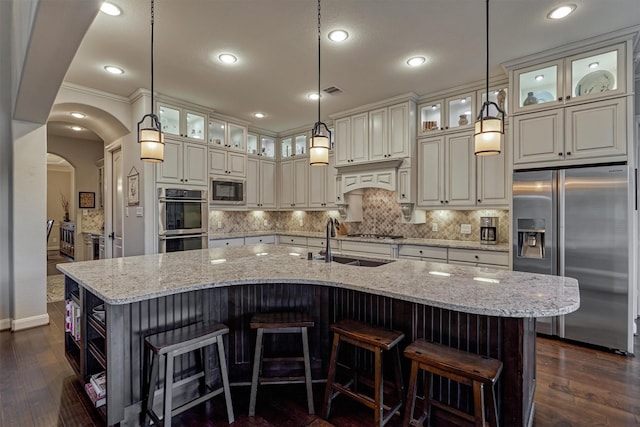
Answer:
[244,235,276,245]
[209,237,245,248]
[339,241,394,258]
[277,235,308,247]
[447,248,509,269]
[398,244,447,262]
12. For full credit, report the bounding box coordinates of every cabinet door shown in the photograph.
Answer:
[513,109,564,166]
[246,157,259,207]
[397,168,411,203]
[227,152,247,177]
[208,119,226,146]
[565,97,627,161]
[185,111,206,141]
[417,137,444,206]
[183,142,207,186]
[477,145,508,206]
[279,161,294,207]
[208,148,227,175]
[158,103,181,137]
[446,133,475,206]
[156,139,182,184]
[228,123,247,152]
[260,160,277,208]
[446,94,474,131]
[351,112,369,163]
[334,118,350,166]
[308,165,326,208]
[512,59,564,114]
[388,102,410,158]
[293,158,308,207]
[566,43,626,104]
[368,107,388,161]
[325,158,338,208]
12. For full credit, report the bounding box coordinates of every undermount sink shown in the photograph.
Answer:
[325,255,393,267]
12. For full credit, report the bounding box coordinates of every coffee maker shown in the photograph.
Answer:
[480,217,498,244]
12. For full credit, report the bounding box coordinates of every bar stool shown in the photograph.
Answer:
[403,339,503,427]
[322,319,405,427]
[249,312,315,416]
[142,322,234,426]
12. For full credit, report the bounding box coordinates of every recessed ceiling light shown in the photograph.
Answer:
[71,126,83,131]
[307,93,321,100]
[328,29,349,42]
[547,4,576,20]
[100,2,121,16]
[406,56,426,67]
[71,112,86,119]
[104,65,124,75]
[254,113,265,118]
[588,62,599,69]
[218,53,238,64]
[535,74,544,81]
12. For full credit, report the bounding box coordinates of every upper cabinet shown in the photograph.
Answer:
[280,132,309,159]
[418,93,475,136]
[511,42,627,114]
[247,133,276,159]
[208,119,247,153]
[157,140,208,186]
[157,103,207,142]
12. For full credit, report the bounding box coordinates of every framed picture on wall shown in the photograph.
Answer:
[127,169,140,206]
[79,191,96,209]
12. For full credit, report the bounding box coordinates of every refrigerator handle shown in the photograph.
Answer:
[635,168,637,211]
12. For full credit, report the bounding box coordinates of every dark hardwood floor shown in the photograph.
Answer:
[1,301,639,426]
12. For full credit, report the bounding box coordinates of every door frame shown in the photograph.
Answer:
[104,141,122,259]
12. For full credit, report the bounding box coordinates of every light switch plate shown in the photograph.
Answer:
[461,224,472,234]
[431,222,438,232]
[263,220,268,226]
[125,207,129,217]
[217,221,222,229]
[136,207,144,217]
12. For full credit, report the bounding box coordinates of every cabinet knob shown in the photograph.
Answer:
[558,153,563,156]
[419,250,423,254]
[474,255,479,259]
[185,179,188,182]
[226,242,229,245]
[478,199,481,203]
[558,97,563,101]
[440,200,444,204]
[401,194,405,198]
[566,95,571,100]
[444,200,449,204]
[566,152,571,156]
[180,179,184,182]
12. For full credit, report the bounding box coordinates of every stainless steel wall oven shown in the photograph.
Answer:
[158,188,208,252]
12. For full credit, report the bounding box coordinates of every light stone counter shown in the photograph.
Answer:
[58,245,577,317]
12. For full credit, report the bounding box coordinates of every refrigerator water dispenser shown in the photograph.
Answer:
[517,218,545,259]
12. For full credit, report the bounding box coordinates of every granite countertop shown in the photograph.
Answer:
[58,245,578,318]
[208,231,509,252]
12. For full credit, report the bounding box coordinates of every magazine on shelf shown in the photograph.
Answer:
[65,299,81,341]
[84,382,106,408]
[89,371,106,397]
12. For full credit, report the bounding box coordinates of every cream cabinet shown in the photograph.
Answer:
[279,158,308,208]
[157,140,208,186]
[157,103,207,142]
[447,248,509,269]
[208,148,247,178]
[512,43,627,114]
[247,158,276,209]
[247,133,276,159]
[277,235,308,247]
[209,237,244,248]
[513,97,627,167]
[308,156,337,208]
[339,241,393,258]
[208,119,247,153]
[476,141,509,206]
[245,235,276,245]
[398,245,447,262]
[280,133,309,159]
[417,132,476,208]
[418,93,475,136]
[335,113,369,165]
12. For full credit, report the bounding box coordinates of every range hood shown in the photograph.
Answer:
[336,159,403,193]
[334,158,403,174]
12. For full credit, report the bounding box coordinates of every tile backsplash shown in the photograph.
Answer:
[209,188,509,243]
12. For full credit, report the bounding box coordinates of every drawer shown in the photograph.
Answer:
[448,248,509,266]
[245,235,275,245]
[398,245,447,260]
[307,237,339,249]
[340,241,392,257]
[279,235,308,246]
[209,238,244,248]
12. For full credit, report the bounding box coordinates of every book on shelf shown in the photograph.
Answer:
[84,382,106,408]
[89,371,106,397]
[65,299,81,341]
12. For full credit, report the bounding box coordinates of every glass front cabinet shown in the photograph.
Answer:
[418,93,475,136]
[208,119,247,153]
[247,133,276,158]
[157,103,207,142]
[512,43,626,114]
[280,132,308,159]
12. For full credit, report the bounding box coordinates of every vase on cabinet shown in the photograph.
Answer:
[458,115,469,126]
[523,92,538,106]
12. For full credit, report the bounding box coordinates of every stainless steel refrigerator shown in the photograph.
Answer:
[513,165,633,353]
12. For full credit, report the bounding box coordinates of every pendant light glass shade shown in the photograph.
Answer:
[139,0,164,162]
[474,0,504,157]
[310,0,331,166]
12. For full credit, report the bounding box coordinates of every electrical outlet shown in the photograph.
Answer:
[461,224,472,234]
[217,221,222,229]
[83,209,88,216]
[125,207,129,217]
[299,219,304,227]
[263,220,268,226]
[431,222,438,232]
[53,237,57,243]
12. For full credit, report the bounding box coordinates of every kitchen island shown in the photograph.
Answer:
[58,245,579,426]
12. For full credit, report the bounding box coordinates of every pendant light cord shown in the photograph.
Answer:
[150,0,155,111]
[484,0,489,113]
[317,0,322,124]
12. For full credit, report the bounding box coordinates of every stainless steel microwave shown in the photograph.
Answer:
[211,177,245,204]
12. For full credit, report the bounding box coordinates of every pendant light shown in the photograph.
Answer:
[474,0,504,156]
[137,0,164,162]
[309,0,331,166]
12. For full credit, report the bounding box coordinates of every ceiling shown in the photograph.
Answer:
[56,0,639,139]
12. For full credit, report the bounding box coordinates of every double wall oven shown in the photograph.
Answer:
[158,188,208,253]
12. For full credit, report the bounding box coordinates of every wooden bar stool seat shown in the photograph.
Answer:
[403,339,503,427]
[142,322,234,426]
[322,319,405,427]
[249,312,315,416]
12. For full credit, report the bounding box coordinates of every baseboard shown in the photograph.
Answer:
[12,313,50,331]
[0,318,10,331]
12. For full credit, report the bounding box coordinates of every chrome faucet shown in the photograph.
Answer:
[325,218,339,263]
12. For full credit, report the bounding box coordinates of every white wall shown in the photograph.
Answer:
[47,168,73,249]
